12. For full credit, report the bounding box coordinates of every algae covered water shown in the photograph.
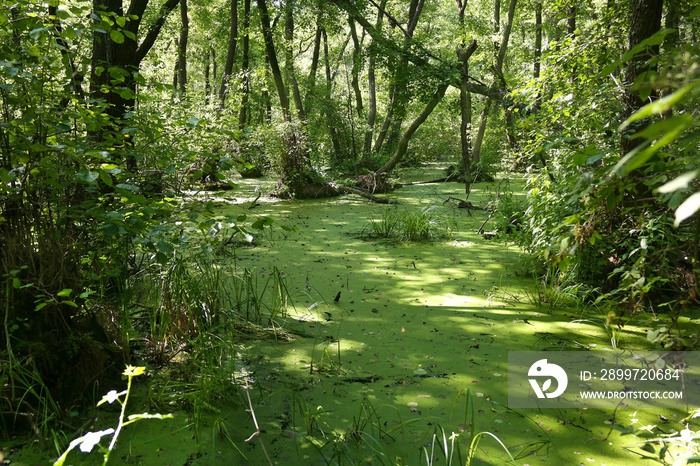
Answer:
[8,173,691,465]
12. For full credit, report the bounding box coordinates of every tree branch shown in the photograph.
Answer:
[135,0,180,65]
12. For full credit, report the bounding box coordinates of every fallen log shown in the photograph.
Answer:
[337,184,398,204]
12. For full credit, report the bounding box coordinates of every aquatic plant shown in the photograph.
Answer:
[366,206,453,242]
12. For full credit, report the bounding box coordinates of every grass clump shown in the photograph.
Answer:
[367,206,453,242]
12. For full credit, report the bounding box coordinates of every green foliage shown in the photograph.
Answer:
[502,23,700,321]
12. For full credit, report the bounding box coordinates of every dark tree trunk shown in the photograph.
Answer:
[284,0,305,121]
[90,0,180,171]
[257,0,291,121]
[304,13,322,115]
[238,0,251,129]
[377,0,424,155]
[534,1,542,80]
[177,0,188,93]
[348,17,363,118]
[567,1,576,35]
[375,82,449,177]
[363,0,386,158]
[322,27,343,155]
[218,0,238,106]
[620,0,663,155]
[204,43,211,105]
[456,0,475,196]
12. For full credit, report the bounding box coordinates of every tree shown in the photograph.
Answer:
[620,0,664,155]
[218,0,238,105]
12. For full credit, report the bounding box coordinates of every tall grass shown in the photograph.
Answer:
[367,206,453,242]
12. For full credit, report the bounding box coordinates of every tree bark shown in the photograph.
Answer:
[322,27,343,155]
[238,0,251,129]
[620,0,663,155]
[348,17,364,118]
[457,0,474,196]
[257,0,291,122]
[363,0,386,158]
[304,13,322,115]
[534,1,542,80]
[177,0,188,94]
[375,82,449,177]
[472,97,491,164]
[218,0,238,106]
[90,0,180,170]
[204,43,211,105]
[377,0,424,155]
[284,0,305,121]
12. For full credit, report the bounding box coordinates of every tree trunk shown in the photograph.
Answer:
[457,0,474,196]
[377,0,424,154]
[90,0,180,171]
[257,0,291,122]
[284,0,305,121]
[348,17,364,118]
[363,0,386,158]
[322,27,343,156]
[238,0,251,129]
[620,0,663,155]
[172,38,179,89]
[304,14,322,115]
[204,43,212,105]
[472,97,491,165]
[567,1,576,35]
[177,0,188,94]
[375,82,449,177]
[534,1,542,80]
[218,0,238,106]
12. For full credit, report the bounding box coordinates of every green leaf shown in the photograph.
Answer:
[632,115,693,140]
[674,192,700,227]
[187,117,200,128]
[115,16,126,27]
[63,300,78,308]
[99,170,113,187]
[614,125,684,174]
[156,241,174,254]
[57,288,73,297]
[77,171,99,183]
[619,81,700,131]
[155,252,168,265]
[110,30,125,44]
[115,183,140,192]
[29,26,51,39]
[12,278,20,288]
[657,170,698,194]
[252,217,274,229]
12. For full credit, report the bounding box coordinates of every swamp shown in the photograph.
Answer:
[1,0,700,465]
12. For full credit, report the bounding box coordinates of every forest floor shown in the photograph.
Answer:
[7,166,697,465]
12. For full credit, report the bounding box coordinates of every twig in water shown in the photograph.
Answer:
[244,377,273,465]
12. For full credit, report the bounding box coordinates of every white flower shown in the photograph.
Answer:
[97,390,126,406]
[680,428,695,442]
[79,428,115,453]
